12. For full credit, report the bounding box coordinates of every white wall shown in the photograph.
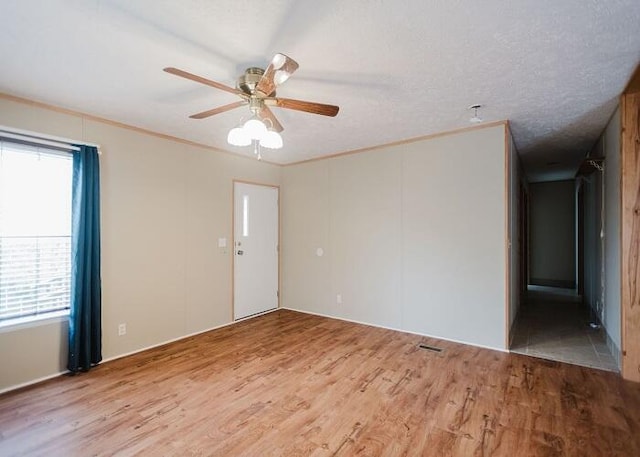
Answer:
[0,97,512,390]
[282,124,508,350]
[529,180,576,288]
[0,96,281,392]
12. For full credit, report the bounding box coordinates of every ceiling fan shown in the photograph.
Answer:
[163,53,339,151]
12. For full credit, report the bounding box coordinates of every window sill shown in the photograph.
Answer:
[0,310,69,334]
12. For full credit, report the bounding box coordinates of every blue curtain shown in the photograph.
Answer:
[68,145,102,372]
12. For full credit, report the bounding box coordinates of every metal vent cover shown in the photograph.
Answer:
[418,343,443,353]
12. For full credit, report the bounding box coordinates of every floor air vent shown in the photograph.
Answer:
[418,343,443,353]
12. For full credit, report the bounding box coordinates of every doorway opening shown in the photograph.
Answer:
[510,177,617,371]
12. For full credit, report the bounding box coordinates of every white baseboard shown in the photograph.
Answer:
[281,307,508,353]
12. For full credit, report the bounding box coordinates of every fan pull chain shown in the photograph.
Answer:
[253,140,262,160]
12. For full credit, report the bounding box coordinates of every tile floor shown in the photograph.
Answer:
[510,285,619,372]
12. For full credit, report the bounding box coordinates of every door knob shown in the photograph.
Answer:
[237,250,244,255]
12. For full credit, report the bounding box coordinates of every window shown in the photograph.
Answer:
[0,139,73,323]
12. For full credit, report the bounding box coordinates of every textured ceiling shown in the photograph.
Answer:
[1,1,639,181]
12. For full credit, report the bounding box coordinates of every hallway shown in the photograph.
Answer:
[511,286,618,372]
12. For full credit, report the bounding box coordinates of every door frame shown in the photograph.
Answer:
[520,183,529,298]
[576,180,584,298]
[231,179,281,321]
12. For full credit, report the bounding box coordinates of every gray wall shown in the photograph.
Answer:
[583,165,602,315]
[282,124,508,350]
[529,180,576,288]
[583,106,621,361]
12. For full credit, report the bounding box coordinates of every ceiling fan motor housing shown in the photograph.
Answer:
[238,67,269,95]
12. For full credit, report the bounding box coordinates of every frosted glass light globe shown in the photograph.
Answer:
[243,118,267,140]
[227,127,251,146]
[260,130,283,149]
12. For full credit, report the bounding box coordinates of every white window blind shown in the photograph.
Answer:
[0,139,73,321]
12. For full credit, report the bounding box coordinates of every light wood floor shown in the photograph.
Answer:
[1,310,640,456]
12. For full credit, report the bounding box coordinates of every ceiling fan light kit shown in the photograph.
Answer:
[260,129,283,149]
[243,116,268,140]
[227,125,251,147]
[227,115,284,152]
[164,53,338,159]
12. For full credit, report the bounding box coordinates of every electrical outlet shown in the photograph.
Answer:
[336,294,342,304]
[118,323,126,336]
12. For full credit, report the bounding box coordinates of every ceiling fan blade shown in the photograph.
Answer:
[259,105,284,132]
[189,101,247,119]
[255,53,299,96]
[164,67,242,96]
[265,97,339,117]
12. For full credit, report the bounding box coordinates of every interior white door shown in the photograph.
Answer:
[233,182,279,320]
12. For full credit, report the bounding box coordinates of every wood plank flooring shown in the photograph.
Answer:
[1,309,640,456]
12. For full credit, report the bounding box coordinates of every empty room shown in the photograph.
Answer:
[1,1,640,456]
